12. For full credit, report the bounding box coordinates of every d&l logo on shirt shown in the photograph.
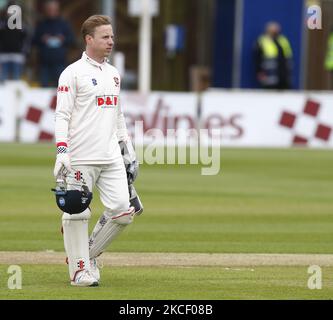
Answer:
[96,95,118,108]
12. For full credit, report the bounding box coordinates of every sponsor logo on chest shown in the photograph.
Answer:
[96,95,118,108]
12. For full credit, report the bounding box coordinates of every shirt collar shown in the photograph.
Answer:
[82,52,109,68]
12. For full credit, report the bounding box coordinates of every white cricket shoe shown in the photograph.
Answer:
[90,258,100,282]
[71,269,99,287]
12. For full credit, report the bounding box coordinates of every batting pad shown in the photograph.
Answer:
[62,218,91,280]
[89,218,125,259]
[89,208,135,259]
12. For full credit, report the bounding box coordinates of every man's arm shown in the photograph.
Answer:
[253,40,266,84]
[116,97,130,143]
[253,40,263,74]
[62,19,75,48]
[117,98,138,184]
[117,98,143,214]
[54,69,75,178]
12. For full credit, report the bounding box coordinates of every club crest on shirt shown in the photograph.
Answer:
[92,78,97,86]
[113,77,120,87]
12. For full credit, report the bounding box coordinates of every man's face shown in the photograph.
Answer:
[86,25,114,58]
[267,23,281,38]
[44,1,60,18]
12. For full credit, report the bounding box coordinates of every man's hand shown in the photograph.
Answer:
[257,72,267,83]
[54,143,71,178]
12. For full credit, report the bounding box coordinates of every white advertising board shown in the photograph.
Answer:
[0,85,16,142]
[202,90,333,147]
[18,88,56,143]
[2,81,333,148]
[121,91,198,146]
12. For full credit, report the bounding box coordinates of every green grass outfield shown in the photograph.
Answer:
[0,143,332,299]
[1,265,333,300]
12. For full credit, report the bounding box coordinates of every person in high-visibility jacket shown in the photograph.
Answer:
[254,22,293,90]
[325,31,333,72]
[325,30,333,88]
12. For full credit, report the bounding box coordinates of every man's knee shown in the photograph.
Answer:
[105,207,135,225]
[62,208,92,221]
[110,197,131,215]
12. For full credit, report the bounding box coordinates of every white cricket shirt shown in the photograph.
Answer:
[55,52,129,165]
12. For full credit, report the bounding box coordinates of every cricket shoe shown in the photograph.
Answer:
[71,269,99,287]
[90,258,101,282]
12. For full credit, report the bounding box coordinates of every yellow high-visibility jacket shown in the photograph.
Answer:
[325,32,333,71]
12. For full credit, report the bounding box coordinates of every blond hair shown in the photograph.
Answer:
[81,15,112,43]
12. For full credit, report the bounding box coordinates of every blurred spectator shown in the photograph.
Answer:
[32,0,74,87]
[325,28,333,88]
[0,3,29,82]
[253,22,293,90]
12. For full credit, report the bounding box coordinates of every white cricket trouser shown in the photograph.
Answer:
[69,160,130,214]
[62,156,131,280]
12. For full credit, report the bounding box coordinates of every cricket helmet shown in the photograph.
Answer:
[51,170,93,215]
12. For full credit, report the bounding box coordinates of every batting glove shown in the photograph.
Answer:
[126,160,139,185]
[119,140,139,184]
[54,143,71,178]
